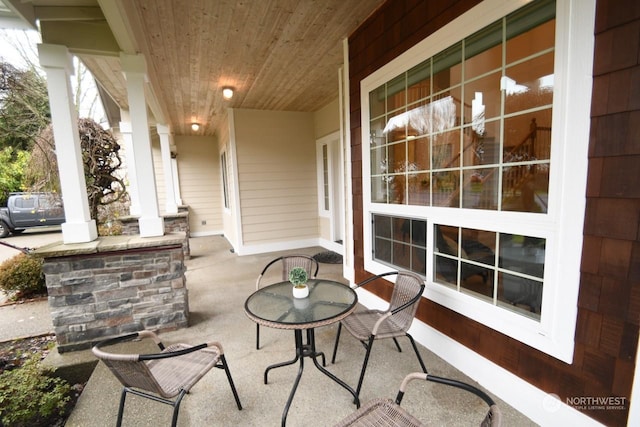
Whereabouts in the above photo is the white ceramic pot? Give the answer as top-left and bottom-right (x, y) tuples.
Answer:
(292, 284), (309, 299)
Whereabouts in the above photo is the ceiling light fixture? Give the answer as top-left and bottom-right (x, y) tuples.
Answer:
(222, 87), (234, 100)
(191, 123), (200, 131)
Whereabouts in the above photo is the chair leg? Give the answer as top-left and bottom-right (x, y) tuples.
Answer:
(219, 354), (243, 410)
(392, 337), (402, 352)
(116, 388), (128, 427)
(171, 390), (187, 427)
(256, 324), (260, 350)
(355, 336), (375, 399)
(407, 333), (428, 373)
(331, 323), (342, 364)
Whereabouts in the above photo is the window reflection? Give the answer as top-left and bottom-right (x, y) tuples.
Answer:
(369, 2), (554, 215)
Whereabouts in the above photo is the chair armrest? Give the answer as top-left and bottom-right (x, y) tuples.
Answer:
(140, 341), (220, 360)
(371, 311), (392, 335)
(93, 332), (224, 362)
(353, 271), (399, 289)
(395, 372), (427, 404)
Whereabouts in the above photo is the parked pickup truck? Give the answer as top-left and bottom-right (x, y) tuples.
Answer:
(0, 193), (65, 238)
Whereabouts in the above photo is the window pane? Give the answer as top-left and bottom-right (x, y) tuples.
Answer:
(371, 176), (388, 203)
(370, 84), (386, 118)
(504, 52), (554, 114)
(506, 17), (555, 64)
(385, 109), (408, 143)
(465, 21), (502, 79)
(407, 136), (429, 170)
(462, 228), (496, 265)
(389, 142), (407, 174)
(371, 145), (386, 175)
(322, 145), (329, 211)
(412, 246), (427, 275)
(503, 110), (552, 163)
(375, 237), (392, 263)
(407, 60), (431, 104)
(501, 165), (549, 213)
(432, 129), (460, 169)
(462, 167), (499, 210)
(498, 272), (543, 319)
(434, 225), (458, 285)
(464, 72), (502, 122)
(393, 241), (412, 270)
(373, 214), (392, 238)
(460, 261), (494, 299)
(387, 74), (406, 112)
(462, 120), (501, 166)
(407, 101), (431, 137)
(407, 172), (431, 206)
(499, 234), (545, 278)
(433, 42), (462, 91)
(433, 171), (460, 208)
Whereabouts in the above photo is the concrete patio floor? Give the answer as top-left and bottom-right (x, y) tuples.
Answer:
(47, 235), (536, 426)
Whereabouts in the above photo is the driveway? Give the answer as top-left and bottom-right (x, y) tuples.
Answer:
(0, 226), (62, 308)
(0, 226), (63, 264)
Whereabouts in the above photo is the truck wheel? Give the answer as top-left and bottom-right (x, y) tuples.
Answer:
(0, 221), (9, 238)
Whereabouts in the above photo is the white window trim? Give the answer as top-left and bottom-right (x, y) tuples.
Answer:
(220, 150), (231, 213)
(316, 132), (338, 218)
(360, 0), (595, 363)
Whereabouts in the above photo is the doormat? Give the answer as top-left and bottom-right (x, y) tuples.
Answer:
(313, 251), (343, 264)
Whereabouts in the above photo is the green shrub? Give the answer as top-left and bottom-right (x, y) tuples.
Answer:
(0, 355), (71, 426)
(0, 253), (46, 299)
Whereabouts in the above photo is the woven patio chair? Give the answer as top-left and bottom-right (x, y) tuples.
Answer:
(255, 255), (319, 349)
(331, 271), (427, 399)
(334, 372), (502, 427)
(92, 330), (242, 427)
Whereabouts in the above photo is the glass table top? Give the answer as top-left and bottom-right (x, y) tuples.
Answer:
(244, 279), (357, 329)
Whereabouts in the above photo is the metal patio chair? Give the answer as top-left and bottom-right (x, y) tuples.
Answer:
(255, 255), (319, 349)
(331, 271), (427, 399)
(334, 372), (502, 427)
(92, 330), (242, 427)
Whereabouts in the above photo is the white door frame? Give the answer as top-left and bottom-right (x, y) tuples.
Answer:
(316, 131), (344, 253)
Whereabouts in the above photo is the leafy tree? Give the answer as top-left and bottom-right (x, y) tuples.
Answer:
(25, 118), (127, 222)
(0, 61), (50, 152)
(0, 147), (29, 205)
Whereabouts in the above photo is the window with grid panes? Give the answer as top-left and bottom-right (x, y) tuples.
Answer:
(361, 0), (594, 362)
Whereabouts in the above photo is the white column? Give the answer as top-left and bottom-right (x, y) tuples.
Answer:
(118, 121), (141, 216)
(120, 53), (164, 237)
(156, 124), (178, 214)
(38, 44), (97, 244)
(172, 156), (183, 206)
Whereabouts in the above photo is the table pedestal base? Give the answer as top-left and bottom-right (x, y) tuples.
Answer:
(264, 329), (360, 426)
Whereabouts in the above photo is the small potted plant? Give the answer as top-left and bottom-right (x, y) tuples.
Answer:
(289, 267), (309, 299)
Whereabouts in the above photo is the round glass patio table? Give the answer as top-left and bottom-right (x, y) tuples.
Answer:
(245, 279), (358, 329)
(244, 279), (359, 426)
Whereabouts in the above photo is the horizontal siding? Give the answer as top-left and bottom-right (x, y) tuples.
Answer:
(234, 109), (318, 246)
(175, 135), (222, 234)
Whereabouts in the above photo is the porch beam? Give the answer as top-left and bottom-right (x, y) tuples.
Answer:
(39, 21), (120, 56)
(37, 43), (98, 244)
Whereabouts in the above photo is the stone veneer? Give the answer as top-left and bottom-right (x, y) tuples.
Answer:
(120, 210), (191, 258)
(34, 233), (189, 352)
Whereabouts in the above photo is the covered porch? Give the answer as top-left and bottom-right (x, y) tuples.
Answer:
(50, 235), (533, 426)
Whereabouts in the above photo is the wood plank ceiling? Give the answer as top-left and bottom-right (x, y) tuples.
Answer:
(33, 0), (386, 136)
